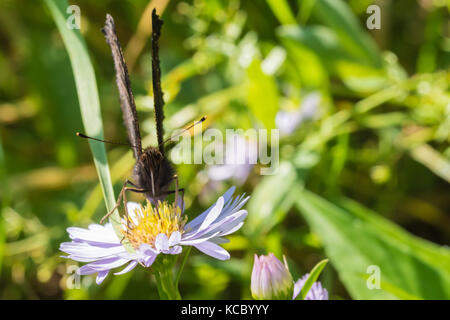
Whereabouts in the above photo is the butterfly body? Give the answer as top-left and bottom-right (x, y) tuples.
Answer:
(133, 146), (174, 204)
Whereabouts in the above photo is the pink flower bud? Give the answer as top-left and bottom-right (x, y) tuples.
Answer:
(251, 253), (294, 300)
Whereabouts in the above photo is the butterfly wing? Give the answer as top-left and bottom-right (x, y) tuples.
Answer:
(151, 9), (165, 155)
(103, 14), (142, 159)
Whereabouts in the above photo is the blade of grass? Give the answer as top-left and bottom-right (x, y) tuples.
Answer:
(312, 0), (382, 67)
(0, 131), (7, 275)
(45, 0), (127, 245)
(295, 259), (328, 300)
(409, 144), (450, 183)
(266, 0), (296, 25)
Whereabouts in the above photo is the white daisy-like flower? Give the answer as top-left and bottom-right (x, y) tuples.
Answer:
(60, 186), (249, 284)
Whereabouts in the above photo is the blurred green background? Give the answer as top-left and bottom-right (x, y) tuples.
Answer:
(0, 0), (449, 299)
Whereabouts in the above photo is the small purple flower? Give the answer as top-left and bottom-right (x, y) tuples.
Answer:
(293, 273), (329, 300)
(276, 92), (321, 136)
(251, 254), (293, 300)
(207, 134), (257, 185)
(60, 186), (249, 284)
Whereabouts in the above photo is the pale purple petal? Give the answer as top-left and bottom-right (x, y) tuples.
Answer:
(182, 210), (247, 242)
(185, 186), (236, 231)
(168, 231), (181, 247)
(155, 233), (169, 252)
(167, 245), (182, 255)
(61, 223), (139, 284)
(221, 194), (250, 218)
(183, 188), (248, 241)
(179, 231), (222, 245)
(78, 256), (132, 273)
(60, 242), (126, 259)
(213, 210), (247, 235)
(66, 223), (119, 245)
(193, 241), (230, 260)
(126, 202), (141, 225)
(209, 237), (230, 244)
(138, 243), (159, 267)
(96, 271), (109, 284)
(114, 261), (139, 275)
(220, 221), (244, 236)
(143, 255), (157, 267)
(197, 196), (224, 233)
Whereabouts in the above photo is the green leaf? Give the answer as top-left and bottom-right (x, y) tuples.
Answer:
(45, 0), (125, 244)
(246, 59), (279, 130)
(279, 36), (329, 88)
(295, 188), (450, 299)
(278, 25), (387, 93)
(244, 161), (297, 237)
(312, 0), (382, 68)
(266, 0), (297, 25)
(278, 25), (355, 68)
(298, 0), (317, 24)
(245, 148), (321, 239)
(296, 259), (328, 300)
(334, 60), (388, 93)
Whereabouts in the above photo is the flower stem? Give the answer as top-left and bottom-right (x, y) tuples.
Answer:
(153, 255), (182, 300)
(154, 272), (169, 300)
(175, 246), (191, 290)
(157, 268), (181, 300)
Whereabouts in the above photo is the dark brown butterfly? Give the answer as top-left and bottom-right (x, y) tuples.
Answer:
(78, 10), (204, 224)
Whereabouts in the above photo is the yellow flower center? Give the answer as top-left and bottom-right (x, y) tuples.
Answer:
(121, 201), (187, 250)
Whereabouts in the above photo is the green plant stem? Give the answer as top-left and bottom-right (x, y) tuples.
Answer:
(175, 246), (191, 290)
(156, 268), (181, 300)
(153, 272), (169, 300)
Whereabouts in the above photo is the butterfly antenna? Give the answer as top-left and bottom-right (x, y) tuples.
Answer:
(161, 116), (207, 145)
(76, 132), (136, 148)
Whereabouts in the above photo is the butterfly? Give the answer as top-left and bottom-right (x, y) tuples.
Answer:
(78, 10), (205, 224)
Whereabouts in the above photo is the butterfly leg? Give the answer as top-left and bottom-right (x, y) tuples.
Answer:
(100, 179), (144, 224)
(150, 170), (156, 199)
(164, 175), (185, 212)
(100, 179), (129, 224)
(119, 186), (150, 241)
(173, 175), (185, 212)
